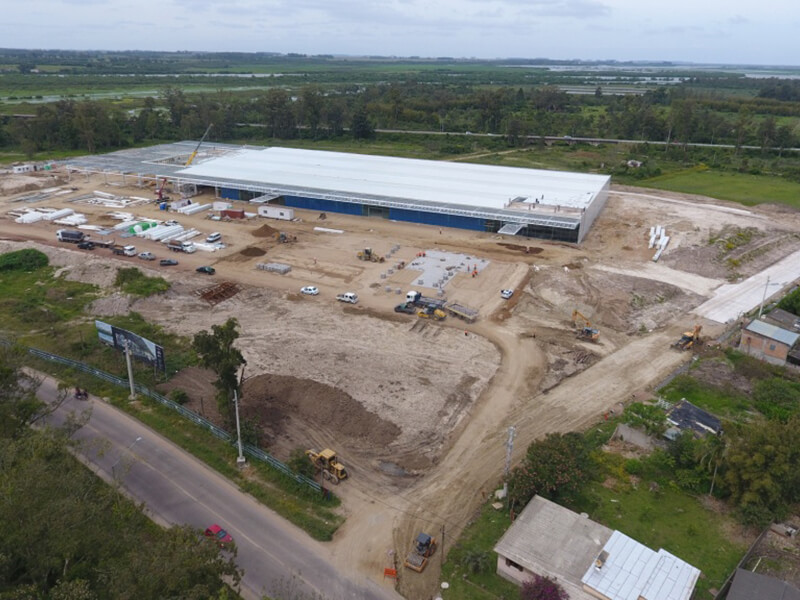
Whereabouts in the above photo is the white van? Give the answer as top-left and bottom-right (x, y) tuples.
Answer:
(206, 232), (221, 243)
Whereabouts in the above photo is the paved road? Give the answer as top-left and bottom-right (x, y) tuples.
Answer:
(694, 248), (800, 323)
(37, 375), (400, 600)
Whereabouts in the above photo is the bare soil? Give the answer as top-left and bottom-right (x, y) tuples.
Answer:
(3, 168), (800, 598)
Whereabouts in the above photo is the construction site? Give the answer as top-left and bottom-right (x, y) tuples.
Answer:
(3, 150), (800, 599)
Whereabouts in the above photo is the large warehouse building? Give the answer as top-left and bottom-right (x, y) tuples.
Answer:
(65, 141), (610, 243)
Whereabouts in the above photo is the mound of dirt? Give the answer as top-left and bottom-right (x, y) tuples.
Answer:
(240, 246), (267, 257)
(242, 373), (401, 447)
(252, 224), (277, 238)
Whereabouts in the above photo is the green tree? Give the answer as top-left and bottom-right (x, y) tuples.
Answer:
(0, 344), (67, 439)
(695, 433), (726, 496)
(507, 432), (590, 512)
(622, 402), (666, 436)
(350, 104), (374, 139)
(723, 417), (800, 526)
(192, 318), (246, 421)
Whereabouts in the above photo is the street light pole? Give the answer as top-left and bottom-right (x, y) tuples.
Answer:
(124, 339), (136, 400)
(233, 390), (246, 467)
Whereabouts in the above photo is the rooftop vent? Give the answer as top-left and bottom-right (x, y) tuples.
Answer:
(595, 550), (609, 570)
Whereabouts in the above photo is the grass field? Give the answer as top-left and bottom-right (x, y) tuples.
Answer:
(570, 480), (747, 599)
(639, 169), (800, 209)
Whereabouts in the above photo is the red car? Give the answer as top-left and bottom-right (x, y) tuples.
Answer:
(204, 524), (233, 547)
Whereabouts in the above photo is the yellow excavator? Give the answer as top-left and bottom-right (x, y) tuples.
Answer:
(305, 448), (348, 484)
(572, 310), (600, 342)
(673, 325), (702, 351)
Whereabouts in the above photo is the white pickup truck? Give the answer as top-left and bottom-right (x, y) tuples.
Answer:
(336, 292), (358, 304)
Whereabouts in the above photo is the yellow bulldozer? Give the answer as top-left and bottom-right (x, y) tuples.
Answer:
(357, 248), (384, 263)
(572, 309), (600, 342)
(672, 325), (702, 351)
(418, 307), (447, 321)
(305, 448), (348, 484)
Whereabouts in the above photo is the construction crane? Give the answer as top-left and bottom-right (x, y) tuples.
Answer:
(156, 177), (169, 202)
(185, 124), (213, 167)
(572, 309), (600, 342)
(672, 325), (702, 351)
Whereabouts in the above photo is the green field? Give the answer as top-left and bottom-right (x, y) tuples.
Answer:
(640, 169), (800, 209)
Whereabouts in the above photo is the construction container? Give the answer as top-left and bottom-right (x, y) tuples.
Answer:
(257, 205), (295, 221)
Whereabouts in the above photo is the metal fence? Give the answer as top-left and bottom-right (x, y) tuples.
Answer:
(8, 340), (321, 492)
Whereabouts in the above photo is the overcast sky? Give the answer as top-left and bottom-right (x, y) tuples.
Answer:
(3, 0), (797, 66)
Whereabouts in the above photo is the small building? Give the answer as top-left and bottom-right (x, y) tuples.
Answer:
(494, 496), (700, 600)
(739, 318), (800, 366)
(664, 399), (722, 440)
(581, 530), (700, 600)
(726, 568), (800, 600)
(494, 496), (612, 599)
(762, 307), (800, 333)
(12, 164), (35, 174)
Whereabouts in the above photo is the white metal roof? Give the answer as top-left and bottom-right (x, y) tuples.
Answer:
(179, 147), (609, 212)
(581, 531), (700, 600)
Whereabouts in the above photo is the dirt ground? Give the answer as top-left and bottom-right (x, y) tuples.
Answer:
(3, 168), (800, 598)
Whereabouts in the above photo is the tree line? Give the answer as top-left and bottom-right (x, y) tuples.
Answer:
(3, 79), (800, 159)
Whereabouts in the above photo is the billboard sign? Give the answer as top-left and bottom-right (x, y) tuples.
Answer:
(95, 320), (165, 373)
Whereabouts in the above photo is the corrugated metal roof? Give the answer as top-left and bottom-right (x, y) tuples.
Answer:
(746, 319), (800, 347)
(727, 568), (800, 600)
(179, 147), (609, 212)
(581, 531), (700, 600)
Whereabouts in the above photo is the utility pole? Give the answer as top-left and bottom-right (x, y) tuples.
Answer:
(440, 524), (445, 567)
(502, 426), (516, 498)
(124, 339), (136, 400)
(758, 275), (771, 318)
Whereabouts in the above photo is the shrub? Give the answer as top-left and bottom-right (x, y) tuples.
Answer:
(114, 267), (170, 297)
(521, 574), (569, 600)
(287, 448), (316, 479)
(169, 389), (189, 405)
(753, 378), (800, 421)
(460, 549), (492, 574)
(0, 249), (48, 271)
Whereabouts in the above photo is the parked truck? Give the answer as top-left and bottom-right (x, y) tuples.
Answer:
(445, 302), (479, 323)
(167, 240), (197, 253)
(111, 244), (137, 257)
(406, 290), (446, 310)
(336, 292), (358, 304)
(56, 229), (85, 243)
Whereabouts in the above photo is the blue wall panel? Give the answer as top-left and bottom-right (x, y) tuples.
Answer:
(220, 187), (240, 200)
(283, 195), (363, 216)
(389, 208), (484, 231)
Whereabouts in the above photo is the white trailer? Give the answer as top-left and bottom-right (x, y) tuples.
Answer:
(257, 205), (294, 221)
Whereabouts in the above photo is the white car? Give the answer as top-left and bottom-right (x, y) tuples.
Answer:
(501, 289), (514, 299)
(300, 286), (319, 296)
(138, 252), (156, 261)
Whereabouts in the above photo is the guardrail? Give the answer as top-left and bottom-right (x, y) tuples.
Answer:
(5, 339), (321, 492)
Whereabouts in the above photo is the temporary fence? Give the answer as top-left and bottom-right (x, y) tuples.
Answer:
(4, 339), (321, 492)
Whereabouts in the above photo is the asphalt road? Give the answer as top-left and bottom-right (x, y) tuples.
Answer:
(37, 375), (400, 600)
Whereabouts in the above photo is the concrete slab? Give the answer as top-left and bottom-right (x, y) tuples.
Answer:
(405, 249), (490, 291)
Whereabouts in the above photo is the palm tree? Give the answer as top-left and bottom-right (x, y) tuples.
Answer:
(696, 433), (726, 496)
